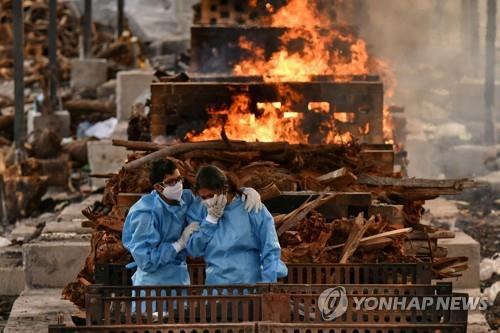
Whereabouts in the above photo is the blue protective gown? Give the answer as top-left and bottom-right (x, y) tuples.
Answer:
(122, 189), (198, 286)
(186, 196), (288, 285)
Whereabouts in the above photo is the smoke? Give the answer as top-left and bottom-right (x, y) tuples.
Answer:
(346, 0), (499, 178)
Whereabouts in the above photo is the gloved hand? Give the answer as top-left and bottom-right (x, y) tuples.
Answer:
(204, 194), (227, 222)
(242, 188), (263, 213)
(173, 223), (199, 252)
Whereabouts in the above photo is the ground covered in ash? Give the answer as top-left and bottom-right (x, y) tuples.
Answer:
(455, 209), (500, 330)
(431, 190), (500, 330)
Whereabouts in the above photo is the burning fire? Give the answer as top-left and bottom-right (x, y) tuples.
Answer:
(234, 0), (371, 82)
(187, 0), (397, 144)
(186, 91), (359, 145)
(186, 94), (308, 144)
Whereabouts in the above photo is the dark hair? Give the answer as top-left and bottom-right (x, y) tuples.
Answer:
(194, 165), (228, 193)
(149, 159), (177, 185)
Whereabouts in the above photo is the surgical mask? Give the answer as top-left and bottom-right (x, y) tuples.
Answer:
(162, 181), (183, 202)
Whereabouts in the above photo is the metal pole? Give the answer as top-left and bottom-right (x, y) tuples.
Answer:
(13, 0), (25, 156)
(83, 0), (92, 58)
(48, 0), (58, 113)
(484, 0), (497, 146)
(117, 0), (124, 38)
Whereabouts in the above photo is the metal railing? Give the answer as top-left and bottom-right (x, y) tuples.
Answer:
(49, 323), (467, 333)
(84, 284), (466, 326)
(95, 262), (433, 286)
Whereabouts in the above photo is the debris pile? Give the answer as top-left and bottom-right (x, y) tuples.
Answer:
(63, 139), (474, 307)
(278, 207), (409, 264)
(0, 127), (86, 222)
(0, 0), (78, 84)
(0, 0), (142, 87)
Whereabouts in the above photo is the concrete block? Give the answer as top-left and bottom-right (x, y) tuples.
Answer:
(27, 110), (71, 138)
(56, 194), (102, 223)
(0, 247), (24, 296)
(438, 232), (480, 289)
(0, 247), (22, 267)
(0, 267), (25, 296)
(440, 144), (495, 178)
(70, 58), (108, 90)
(42, 221), (91, 235)
(4, 288), (79, 333)
(116, 70), (154, 122)
(87, 140), (128, 189)
(23, 241), (90, 288)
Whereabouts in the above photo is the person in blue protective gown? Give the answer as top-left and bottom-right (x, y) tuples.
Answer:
(186, 165), (288, 285)
(122, 159), (198, 287)
(122, 159), (265, 287)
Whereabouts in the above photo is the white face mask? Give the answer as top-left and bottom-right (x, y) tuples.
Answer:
(162, 181), (183, 202)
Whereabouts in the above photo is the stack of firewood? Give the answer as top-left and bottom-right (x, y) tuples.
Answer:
(0, 127), (94, 222)
(62, 139), (474, 308)
(0, 0), (143, 87)
(0, 0), (79, 83)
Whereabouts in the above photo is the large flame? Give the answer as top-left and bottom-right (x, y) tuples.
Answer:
(186, 93), (307, 143)
(187, 0), (397, 144)
(234, 0), (371, 82)
(186, 92), (355, 145)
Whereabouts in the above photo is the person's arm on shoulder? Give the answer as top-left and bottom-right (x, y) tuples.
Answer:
(122, 211), (178, 273)
(241, 187), (263, 213)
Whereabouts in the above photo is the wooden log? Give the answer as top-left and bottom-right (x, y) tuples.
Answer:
(112, 139), (163, 151)
(358, 174), (478, 190)
(405, 244), (448, 257)
(259, 183), (282, 202)
(408, 230), (455, 240)
(183, 150), (261, 162)
(317, 167), (357, 187)
(64, 99), (115, 115)
(339, 214), (374, 263)
(326, 227), (413, 251)
(0, 114), (14, 130)
(433, 256), (469, 278)
(30, 128), (61, 159)
(358, 237), (392, 251)
(276, 193), (338, 237)
(122, 140), (289, 171)
(62, 139), (91, 165)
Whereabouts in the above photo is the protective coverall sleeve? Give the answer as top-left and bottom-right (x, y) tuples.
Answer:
(122, 211), (178, 273)
(255, 208), (288, 283)
(185, 220), (218, 257)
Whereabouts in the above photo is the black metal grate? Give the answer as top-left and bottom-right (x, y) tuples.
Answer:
(49, 323), (466, 333)
(85, 284), (466, 327)
(94, 263), (432, 287)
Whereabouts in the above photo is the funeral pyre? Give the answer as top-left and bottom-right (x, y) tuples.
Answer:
(63, 140), (474, 307)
